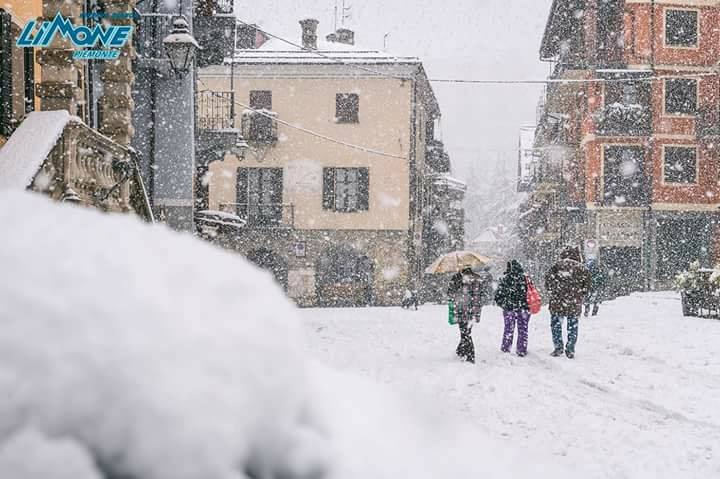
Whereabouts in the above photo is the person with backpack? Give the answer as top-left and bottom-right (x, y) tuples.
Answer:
(584, 258), (607, 317)
(447, 266), (493, 363)
(494, 260), (534, 357)
(545, 246), (591, 359)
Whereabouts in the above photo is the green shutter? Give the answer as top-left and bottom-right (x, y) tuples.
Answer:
(0, 9), (13, 136)
(322, 168), (335, 210)
(23, 48), (34, 113)
(236, 167), (249, 217)
(358, 168), (369, 211)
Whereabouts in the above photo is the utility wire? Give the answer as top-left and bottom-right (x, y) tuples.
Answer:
(234, 19), (719, 85)
(197, 79), (408, 160)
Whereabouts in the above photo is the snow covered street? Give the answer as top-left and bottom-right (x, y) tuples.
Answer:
(301, 293), (720, 478)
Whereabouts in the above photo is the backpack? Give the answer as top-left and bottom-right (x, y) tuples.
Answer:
(526, 276), (542, 315)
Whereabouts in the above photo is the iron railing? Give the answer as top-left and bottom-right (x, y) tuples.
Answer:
(219, 203), (294, 228)
(134, 13), (173, 59)
(197, 91), (235, 130)
(195, 0), (233, 15)
(241, 110), (278, 143)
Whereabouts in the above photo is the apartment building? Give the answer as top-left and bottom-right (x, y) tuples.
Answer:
(197, 19), (463, 307)
(523, 0), (720, 294)
(0, 0), (41, 146)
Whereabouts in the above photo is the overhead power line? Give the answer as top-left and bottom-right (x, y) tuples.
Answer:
(234, 19), (719, 85)
(197, 79), (407, 160)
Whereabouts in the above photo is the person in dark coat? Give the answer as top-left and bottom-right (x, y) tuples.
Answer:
(544, 246), (591, 359)
(584, 259), (607, 317)
(447, 266), (493, 363)
(494, 260), (531, 356)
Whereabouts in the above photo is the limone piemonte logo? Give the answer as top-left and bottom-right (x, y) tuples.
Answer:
(16, 13), (133, 60)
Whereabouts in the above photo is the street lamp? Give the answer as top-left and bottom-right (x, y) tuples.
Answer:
(162, 16), (200, 78)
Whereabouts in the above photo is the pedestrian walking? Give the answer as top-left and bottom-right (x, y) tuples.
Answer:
(584, 259), (607, 317)
(447, 266), (493, 363)
(494, 260), (531, 357)
(545, 246), (591, 359)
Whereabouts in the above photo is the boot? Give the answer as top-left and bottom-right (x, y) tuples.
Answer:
(551, 349), (564, 357)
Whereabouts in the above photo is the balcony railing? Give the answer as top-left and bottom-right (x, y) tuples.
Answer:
(426, 140), (450, 173)
(134, 13), (173, 59)
(241, 110), (278, 144)
(195, 0), (233, 16)
(197, 91), (234, 130)
(219, 203), (294, 228)
(697, 106), (720, 138)
(596, 103), (652, 137)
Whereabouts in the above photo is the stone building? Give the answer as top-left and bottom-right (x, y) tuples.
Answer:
(196, 19), (455, 306)
(0, 0), (151, 219)
(523, 0), (720, 294)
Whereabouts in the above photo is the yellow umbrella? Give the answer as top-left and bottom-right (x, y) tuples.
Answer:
(425, 251), (492, 274)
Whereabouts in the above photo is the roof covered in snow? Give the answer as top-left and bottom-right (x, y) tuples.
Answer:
(232, 36), (422, 66)
(0, 111), (75, 190)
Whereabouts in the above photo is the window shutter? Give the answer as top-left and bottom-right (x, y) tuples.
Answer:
(322, 168), (335, 210)
(0, 10), (13, 136)
(236, 167), (249, 217)
(358, 168), (369, 211)
(23, 48), (34, 114)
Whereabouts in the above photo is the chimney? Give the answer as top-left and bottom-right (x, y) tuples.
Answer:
(299, 18), (319, 50)
(335, 28), (355, 46)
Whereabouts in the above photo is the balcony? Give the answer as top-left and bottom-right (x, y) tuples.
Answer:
(596, 103), (652, 137)
(426, 140), (450, 173)
(197, 91), (234, 131)
(697, 106), (720, 138)
(134, 13), (173, 59)
(219, 203), (294, 229)
(195, 0), (233, 16)
(241, 110), (278, 144)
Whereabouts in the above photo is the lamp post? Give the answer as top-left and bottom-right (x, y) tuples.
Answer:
(163, 17), (200, 78)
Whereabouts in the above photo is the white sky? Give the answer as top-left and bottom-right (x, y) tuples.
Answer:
(237, 0), (554, 181)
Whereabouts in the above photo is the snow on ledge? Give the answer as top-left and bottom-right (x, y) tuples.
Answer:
(0, 110), (76, 190)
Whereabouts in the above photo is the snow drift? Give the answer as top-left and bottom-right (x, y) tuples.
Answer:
(0, 191), (533, 479)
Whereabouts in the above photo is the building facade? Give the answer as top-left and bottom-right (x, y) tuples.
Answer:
(0, 0), (41, 146)
(0, 0), (151, 219)
(523, 0), (720, 294)
(197, 19), (460, 306)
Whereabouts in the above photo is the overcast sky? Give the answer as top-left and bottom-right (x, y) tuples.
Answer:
(237, 0), (554, 181)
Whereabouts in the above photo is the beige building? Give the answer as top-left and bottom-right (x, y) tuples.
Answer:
(197, 19), (442, 307)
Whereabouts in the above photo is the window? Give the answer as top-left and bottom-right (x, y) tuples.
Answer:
(665, 9), (698, 47)
(236, 167), (284, 226)
(603, 146), (647, 207)
(249, 90), (272, 110)
(336, 93), (359, 123)
(664, 146), (697, 184)
(322, 167), (369, 212)
(664, 79), (697, 115)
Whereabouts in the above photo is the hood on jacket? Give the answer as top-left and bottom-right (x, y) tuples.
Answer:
(505, 260), (525, 277)
(560, 246), (582, 262)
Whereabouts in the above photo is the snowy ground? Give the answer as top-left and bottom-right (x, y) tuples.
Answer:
(301, 293), (720, 479)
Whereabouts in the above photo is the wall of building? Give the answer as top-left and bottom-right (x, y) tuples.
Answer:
(202, 75), (414, 232)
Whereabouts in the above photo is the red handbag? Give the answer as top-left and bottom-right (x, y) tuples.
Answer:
(526, 276), (542, 315)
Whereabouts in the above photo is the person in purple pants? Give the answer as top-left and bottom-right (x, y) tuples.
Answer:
(494, 260), (531, 357)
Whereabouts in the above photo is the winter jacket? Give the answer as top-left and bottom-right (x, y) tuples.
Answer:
(448, 270), (493, 323)
(545, 248), (591, 317)
(495, 260), (529, 312)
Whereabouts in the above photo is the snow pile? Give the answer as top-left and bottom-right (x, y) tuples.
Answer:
(0, 430), (102, 479)
(0, 110), (73, 190)
(0, 191), (526, 479)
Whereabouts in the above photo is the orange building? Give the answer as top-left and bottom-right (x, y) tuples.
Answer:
(0, 0), (42, 146)
(523, 0), (720, 293)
